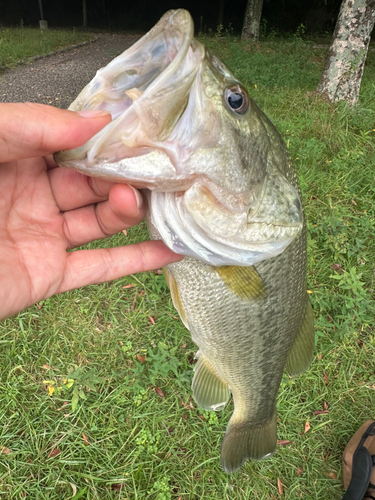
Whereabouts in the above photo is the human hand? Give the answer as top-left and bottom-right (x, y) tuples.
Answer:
(0, 103), (182, 321)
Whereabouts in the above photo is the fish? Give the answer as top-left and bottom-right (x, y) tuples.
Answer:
(55, 9), (314, 473)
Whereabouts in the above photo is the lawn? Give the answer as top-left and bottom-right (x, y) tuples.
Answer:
(0, 27), (93, 69)
(0, 32), (374, 499)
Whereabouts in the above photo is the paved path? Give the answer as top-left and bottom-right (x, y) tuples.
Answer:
(0, 34), (142, 109)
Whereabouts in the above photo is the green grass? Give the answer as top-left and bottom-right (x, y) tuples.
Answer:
(0, 28), (94, 70)
(1, 36), (375, 499)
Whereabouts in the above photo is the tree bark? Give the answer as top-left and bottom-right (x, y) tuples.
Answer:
(218, 0), (225, 27)
(241, 0), (264, 41)
(38, 0), (44, 20)
(83, 0), (88, 29)
(316, 0), (375, 104)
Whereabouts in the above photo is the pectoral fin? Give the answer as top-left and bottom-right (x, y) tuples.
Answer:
(192, 353), (231, 411)
(285, 296), (315, 376)
(163, 268), (188, 329)
(215, 265), (267, 300)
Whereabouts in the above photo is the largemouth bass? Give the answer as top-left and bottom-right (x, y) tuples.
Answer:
(55, 9), (314, 473)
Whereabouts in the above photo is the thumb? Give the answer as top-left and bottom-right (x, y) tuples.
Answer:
(0, 102), (111, 163)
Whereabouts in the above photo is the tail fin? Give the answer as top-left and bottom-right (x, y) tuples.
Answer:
(220, 411), (277, 473)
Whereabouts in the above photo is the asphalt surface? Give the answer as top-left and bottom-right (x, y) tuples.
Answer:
(0, 34), (142, 109)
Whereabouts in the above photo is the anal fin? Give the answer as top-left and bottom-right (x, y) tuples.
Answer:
(285, 295), (315, 376)
(192, 353), (231, 411)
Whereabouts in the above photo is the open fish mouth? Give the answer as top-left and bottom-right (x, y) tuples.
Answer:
(55, 9), (303, 267)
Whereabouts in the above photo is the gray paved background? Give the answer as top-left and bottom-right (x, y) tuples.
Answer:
(0, 34), (142, 109)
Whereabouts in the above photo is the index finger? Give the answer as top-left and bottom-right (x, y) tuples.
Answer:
(0, 103), (111, 163)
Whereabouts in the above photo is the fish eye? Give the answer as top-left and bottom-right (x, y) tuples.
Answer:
(224, 85), (249, 115)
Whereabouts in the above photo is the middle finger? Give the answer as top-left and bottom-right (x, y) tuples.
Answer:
(49, 166), (114, 211)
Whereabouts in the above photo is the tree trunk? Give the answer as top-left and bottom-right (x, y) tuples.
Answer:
(316, 0), (375, 105)
(83, 0), (88, 29)
(218, 0), (225, 27)
(241, 0), (264, 41)
(38, 0), (44, 20)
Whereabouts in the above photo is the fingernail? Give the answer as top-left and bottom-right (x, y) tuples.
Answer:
(78, 110), (112, 118)
(129, 185), (144, 211)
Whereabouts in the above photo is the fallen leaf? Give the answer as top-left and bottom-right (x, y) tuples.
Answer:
(1, 447), (11, 455)
(325, 449), (332, 460)
(130, 292), (138, 311)
(331, 263), (343, 274)
(48, 448), (61, 458)
(42, 364), (51, 370)
(351, 199), (357, 206)
(277, 478), (284, 495)
(122, 284), (135, 289)
(82, 433), (89, 446)
(325, 471), (338, 480)
(21, 492), (26, 498)
(296, 466), (303, 476)
(181, 414), (188, 420)
(154, 387), (165, 398)
(313, 410), (329, 415)
(277, 440), (291, 446)
(187, 355), (197, 365)
(181, 401), (194, 410)
(318, 353), (323, 360)
(148, 315), (155, 325)
(181, 344), (186, 348)
(57, 402), (68, 411)
(67, 483), (77, 497)
(111, 483), (123, 491)
(324, 400), (328, 410)
(304, 421), (311, 433)
(323, 370), (329, 386)
(137, 354), (146, 363)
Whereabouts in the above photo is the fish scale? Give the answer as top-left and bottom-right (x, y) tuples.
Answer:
(162, 222), (310, 472)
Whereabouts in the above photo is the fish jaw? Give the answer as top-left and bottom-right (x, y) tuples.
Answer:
(55, 9), (204, 184)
